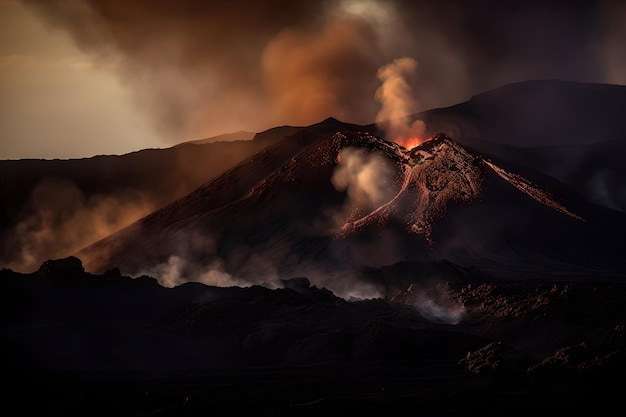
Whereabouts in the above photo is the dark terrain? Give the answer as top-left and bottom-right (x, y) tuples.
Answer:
(3, 257), (625, 415)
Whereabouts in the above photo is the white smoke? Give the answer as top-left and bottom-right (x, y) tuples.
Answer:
(404, 281), (466, 325)
(413, 292), (466, 325)
(331, 147), (397, 215)
(601, 2), (626, 86)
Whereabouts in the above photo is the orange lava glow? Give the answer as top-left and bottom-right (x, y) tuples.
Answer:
(396, 136), (426, 150)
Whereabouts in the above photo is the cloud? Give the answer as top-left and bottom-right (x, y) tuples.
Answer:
(21, 0), (626, 148)
(22, 0), (392, 142)
(262, 16), (382, 126)
(19, 0), (469, 143)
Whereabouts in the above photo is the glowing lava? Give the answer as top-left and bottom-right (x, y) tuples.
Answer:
(395, 136), (428, 150)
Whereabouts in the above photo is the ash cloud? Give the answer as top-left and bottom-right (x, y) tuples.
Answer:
(262, 16), (382, 126)
(1, 178), (155, 273)
(15, 0), (463, 143)
(22, 0), (624, 146)
(22, 0), (390, 142)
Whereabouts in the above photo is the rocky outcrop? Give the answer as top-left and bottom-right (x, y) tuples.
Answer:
(37, 256), (85, 279)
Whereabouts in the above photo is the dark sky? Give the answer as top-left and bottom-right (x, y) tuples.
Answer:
(3, 0), (625, 158)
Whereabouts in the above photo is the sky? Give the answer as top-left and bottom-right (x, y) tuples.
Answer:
(1, 0), (625, 159)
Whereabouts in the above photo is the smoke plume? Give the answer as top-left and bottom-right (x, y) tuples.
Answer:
(331, 147), (397, 220)
(375, 57), (427, 149)
(262, 16), (382, 125)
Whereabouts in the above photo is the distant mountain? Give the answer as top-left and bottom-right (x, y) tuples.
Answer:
(403, 79), (626, 148)
(78, 118), (626, 294)
(174, 130), (255, 146)
(391, 80), (626, 212)
(491, 138), (626, 213)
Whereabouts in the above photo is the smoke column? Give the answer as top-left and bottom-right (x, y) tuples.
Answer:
(375, 57), (428, 149)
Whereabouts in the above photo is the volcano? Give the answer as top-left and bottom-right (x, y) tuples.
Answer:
(78, 117), (626, 294)
(4, 82), (626, 416)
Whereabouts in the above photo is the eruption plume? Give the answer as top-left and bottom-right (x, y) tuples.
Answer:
(375, 57), (427, 149)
